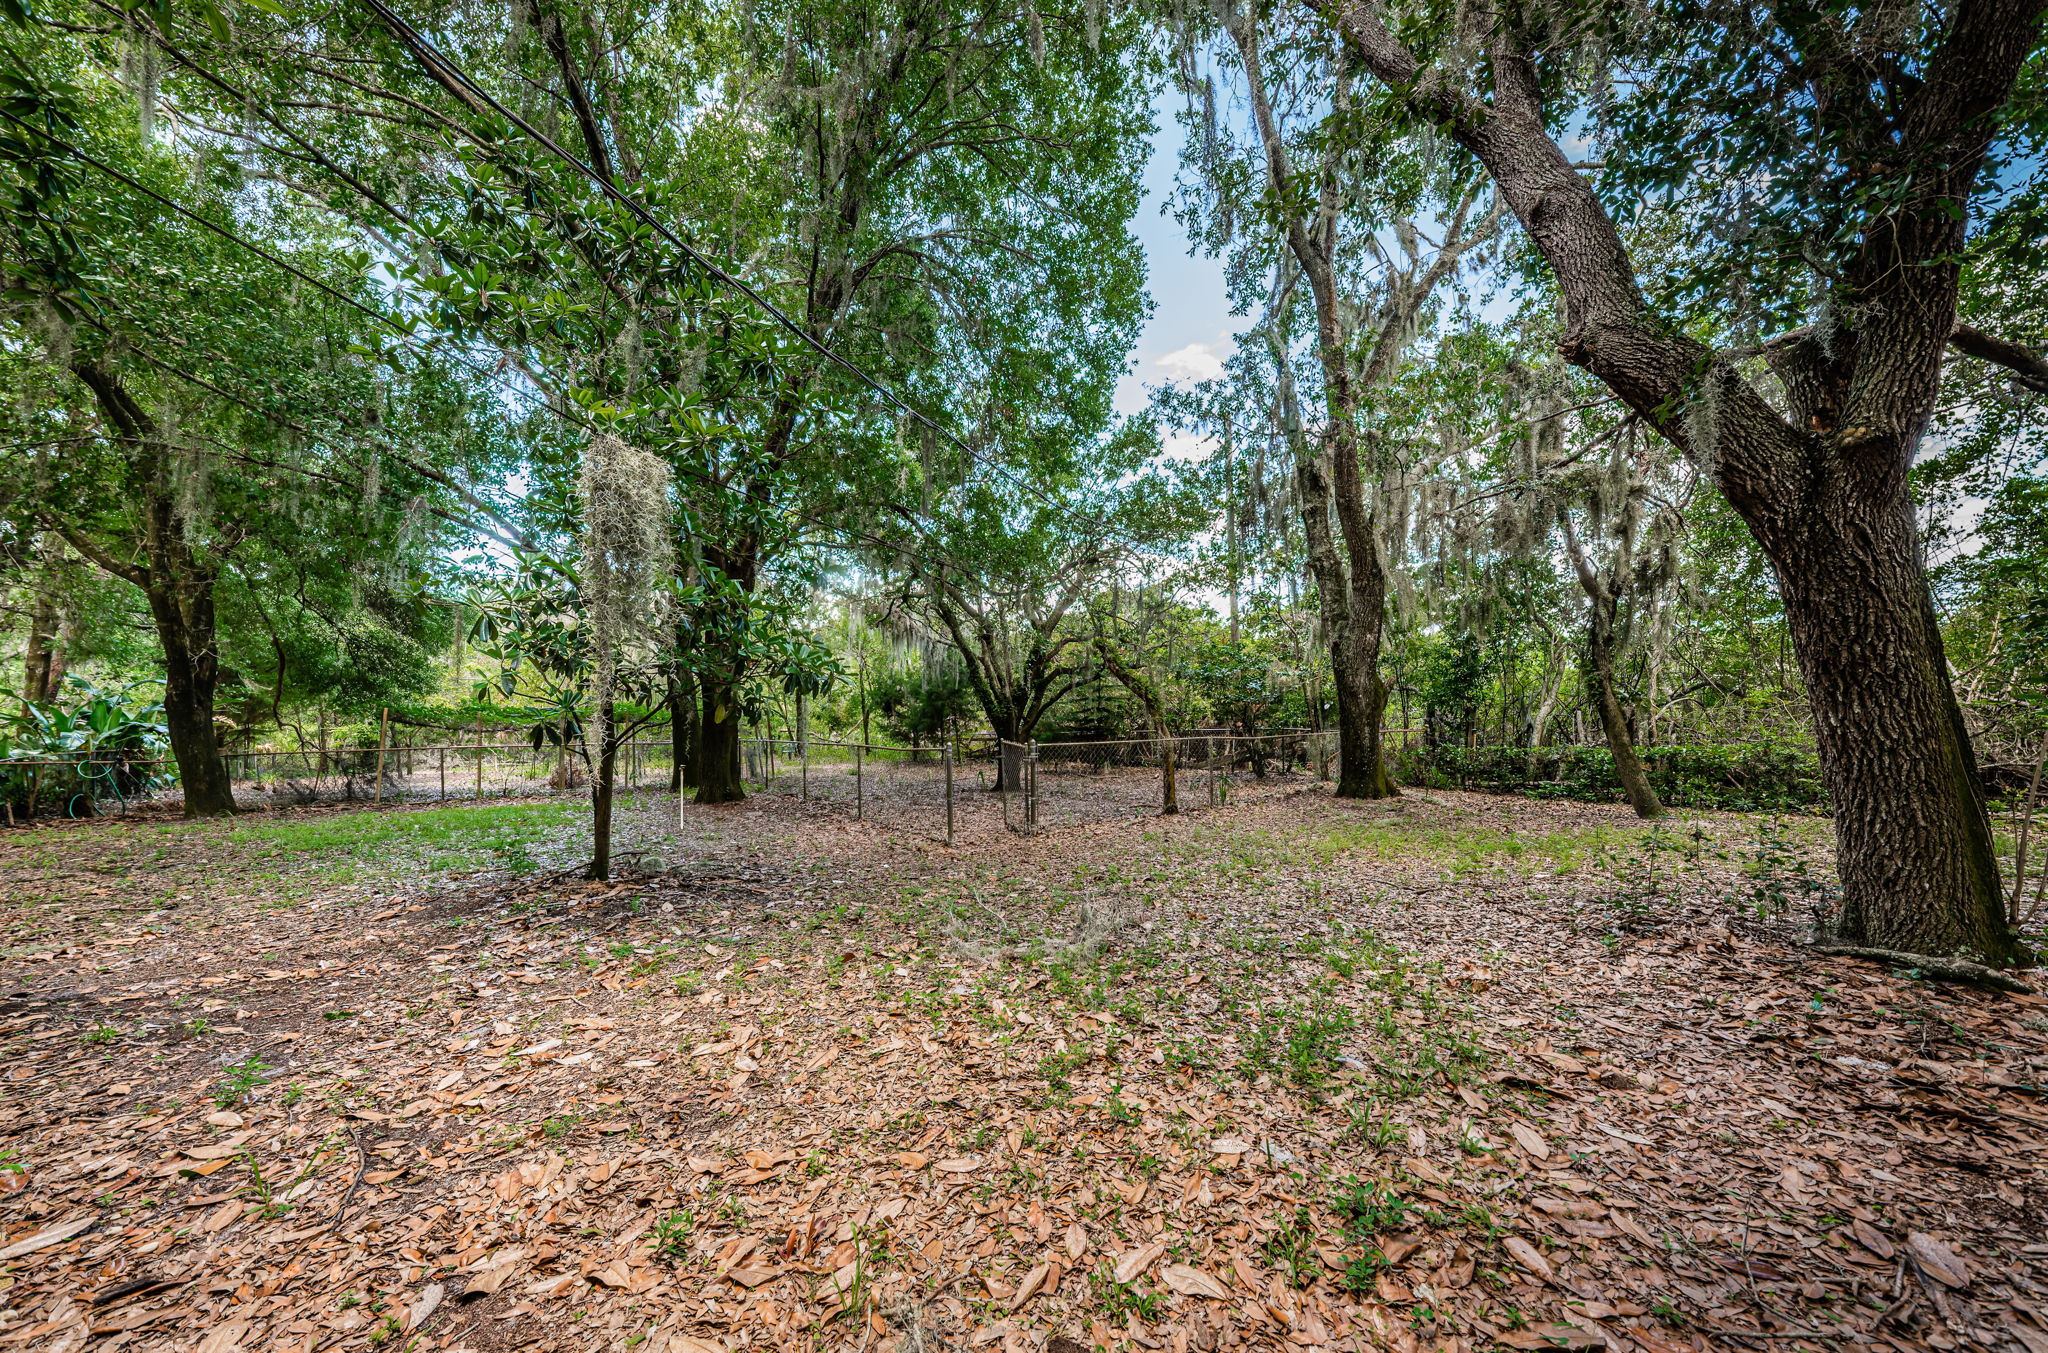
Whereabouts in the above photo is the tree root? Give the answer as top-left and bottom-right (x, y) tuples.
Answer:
(1807, 941), (2035, 994)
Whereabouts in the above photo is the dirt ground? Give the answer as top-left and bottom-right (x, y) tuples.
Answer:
(2, 784), (2044, 1353)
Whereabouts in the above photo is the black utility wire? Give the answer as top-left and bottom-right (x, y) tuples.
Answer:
(121, 0), (1139, 548)
(357, 0), (982, 468)
(0, 106), (407, 341)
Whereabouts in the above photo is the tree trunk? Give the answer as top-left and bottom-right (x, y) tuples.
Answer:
(1523, 658), (1563, 780)
(1560, 512), (1662, 819)
(667, 674), (698, 791)
(990, 713), (1023, 792)
(60, 363), (235, 817)
(1092, 633), (1178, 815)
(22, 533), (70, 706)
(23, 591), (60, 706)
(587, 700), (616, 880)
(150, 586), (235, 818)
(1761, 472), (2012, 960)
(695, 676), (745, 804)
(1586, 599), (1663, 819)
(1290, 418), (1394, 800)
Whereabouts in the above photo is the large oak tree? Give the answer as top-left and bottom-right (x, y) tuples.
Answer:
(1319, 0), (2048, 963)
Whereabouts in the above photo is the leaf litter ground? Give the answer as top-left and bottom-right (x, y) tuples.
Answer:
(2, 785), (2044, 1353)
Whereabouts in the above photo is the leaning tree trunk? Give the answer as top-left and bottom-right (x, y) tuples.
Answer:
(587, 701), (617, 880)
(1523, 660), (1564, 781)
(694, 676), (745, 804)
(1757, 456), (2014, 962)
(148, 585), (235, 818)
(1585, 598), (1663, 819)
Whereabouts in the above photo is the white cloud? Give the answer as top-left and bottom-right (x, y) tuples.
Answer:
(1158, 430), (1213, 463)
(1153, 341), (1227, 382)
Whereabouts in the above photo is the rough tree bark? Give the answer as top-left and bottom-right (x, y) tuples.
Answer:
(1321, 0), (2045, 962)
(1268, 281), (1393, 798)
(694, 674), (745, 804)
(22, 591), (62, 706)
(57, 363), (236, 817)
(667, 671), (698, 792)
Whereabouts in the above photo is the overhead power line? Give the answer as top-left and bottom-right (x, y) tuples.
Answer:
(40, 1), (1155, 570)
(356, 0), (987, 470)
(355, 0), (1161, 558)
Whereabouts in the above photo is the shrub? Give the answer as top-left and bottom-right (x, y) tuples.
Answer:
(1399, 741), (1826, 812)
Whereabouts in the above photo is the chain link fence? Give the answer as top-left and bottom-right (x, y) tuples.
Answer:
(733, 738), (959, 843)
(221, 738), (682, 809)
(8, 722), (1336, 841)
(1007, 730), (1333, 832)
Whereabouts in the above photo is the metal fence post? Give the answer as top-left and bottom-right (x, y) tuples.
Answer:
(474, 721), (485, 800)
(439, 745), (446, 800)
(1026, 740), (1039, 827)
(944, 746), (955, 845)
(855, 743), (864, 821)
(374, 707), (389, 804)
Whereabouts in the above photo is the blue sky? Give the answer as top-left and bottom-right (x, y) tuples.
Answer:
(1112, 96), (1237, 424)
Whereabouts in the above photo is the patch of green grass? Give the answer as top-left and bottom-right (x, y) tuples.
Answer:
(1262, 1206), (1321, 1288)
(1339, 1248), (1386, 1294)
(651, 1208), (697, 1260)
(1242, 1000), (1356, 1090)
(219, 802), (582, 880)
(1309, 817), (1636, 876)
(1035, 1048), (1089, 1098)
(1088, 1267), (1166, 1321)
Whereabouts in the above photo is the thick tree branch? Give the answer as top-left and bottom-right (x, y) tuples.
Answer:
(1950, 323), (2048, 395)
(537, 8), (617, 184)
